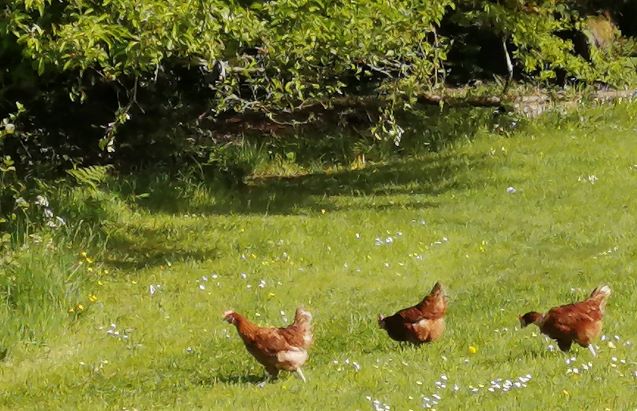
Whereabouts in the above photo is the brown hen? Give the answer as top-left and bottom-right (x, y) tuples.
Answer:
(224, 307), (312, 382)
(378, 282), (447, 345)
(519, 285), (611, 355)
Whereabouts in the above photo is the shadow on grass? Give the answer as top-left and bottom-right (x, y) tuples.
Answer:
(115, 153), (484, 217)
(197, 373), (267, 386)
(104, 225), (222, 270)
(102, 106), (505, 268)
(102, 152), (487, 270)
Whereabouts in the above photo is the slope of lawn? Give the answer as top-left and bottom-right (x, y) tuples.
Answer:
(2, 103), (637, 410)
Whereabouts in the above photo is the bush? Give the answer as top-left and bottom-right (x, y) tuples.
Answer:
(1, 0), (636, 229)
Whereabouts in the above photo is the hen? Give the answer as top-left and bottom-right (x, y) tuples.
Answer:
(378, 282), (447, 345)
(223, 307), (313, 382)
(519, 285), (611, 355)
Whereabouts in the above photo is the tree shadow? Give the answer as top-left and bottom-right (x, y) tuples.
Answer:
(118, 152), (485, 217)
(196, 372), (267, 386)
(104, 225), (221, 270)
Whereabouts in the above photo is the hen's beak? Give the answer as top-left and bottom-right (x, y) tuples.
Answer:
(518, 316), (527, 328)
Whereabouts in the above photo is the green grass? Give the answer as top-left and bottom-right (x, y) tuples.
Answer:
(2, 103), (637, 410)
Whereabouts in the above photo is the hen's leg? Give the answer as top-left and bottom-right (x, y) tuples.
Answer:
(557, 339), (572, 352)
(295, 368), (307, 383)
(257, 374), (272, 388)
(257, 367), (278, 387)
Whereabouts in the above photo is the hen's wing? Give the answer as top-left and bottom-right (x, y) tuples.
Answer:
(542, 300), (604, 343)
(398, 286), (447, 323)
(241, 327), (297, 356)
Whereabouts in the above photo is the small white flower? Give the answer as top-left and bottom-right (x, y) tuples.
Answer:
(240, 272), (247, 279)
(43, 208), (54, 218)
(506, 186), (517, 193)
(35, 195), (49, 207)
(199, 284), (206, 290)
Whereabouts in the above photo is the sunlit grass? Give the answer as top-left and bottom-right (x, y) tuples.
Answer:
(2, 103), (637, 409)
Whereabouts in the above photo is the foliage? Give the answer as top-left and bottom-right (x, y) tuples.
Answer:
(1, 0), (637, 234)
(1, 1), (635, 159)
(66, 165), (113, 191)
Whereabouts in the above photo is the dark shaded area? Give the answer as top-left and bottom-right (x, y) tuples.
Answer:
(196, 373), (268, 386)
(112, 150), (480, 217)
(105, 231), (221, 271)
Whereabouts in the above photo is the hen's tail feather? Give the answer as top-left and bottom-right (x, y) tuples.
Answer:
(588, 284), (611, 311)
(292, 307), (313, 348)
(417, 281), (447, 317)
(589, 285), (611, 298)
(430, 282), (445, 296)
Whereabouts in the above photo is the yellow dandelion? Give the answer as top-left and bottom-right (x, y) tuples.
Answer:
(88, 294), (97, 303)
(131, 280), (137, 285)
(250, 253), (257, 259)
(87, 267), (93, 273)
(86, 257), (94, 264)
(468, 345), (478, 354)
(68, 307), (75, 313)
(103, 270), (109, 275)
(80, 251), (87, 258)
(321, 209), (326, 214)
(562, 389), (570, 397)
(97, 280), (104, 286)
(77, 304), (84, 311)
(267, 292), (276, 299)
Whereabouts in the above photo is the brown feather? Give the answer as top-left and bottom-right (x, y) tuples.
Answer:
(225, 308), (312, 377)
(379, 282), (447, 344)
(520, 285), (610, 351)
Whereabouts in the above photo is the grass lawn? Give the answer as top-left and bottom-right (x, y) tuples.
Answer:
(1, 103), (637, 410)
